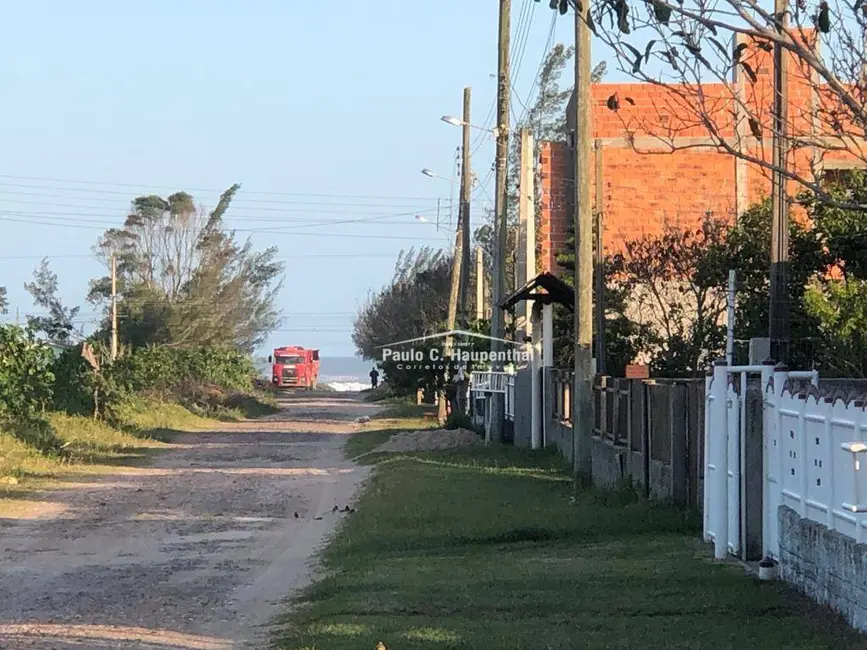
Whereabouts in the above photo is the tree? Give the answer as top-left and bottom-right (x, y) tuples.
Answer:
(798, 170), (867, 374)
(556, 223), (649, 373)
(720, 200), (827, 367)
(0, 325), (55, 422)
(88, 185), (284, 352)
(537, 0), (867, 208)
(0, 286), (7, 315)
(803, 278), (867, 376)
(25, 258), (81, 345)
(353, 247), (452, 395)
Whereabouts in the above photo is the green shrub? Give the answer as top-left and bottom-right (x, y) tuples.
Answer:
(50, 342), (258, 418)
(0, 325), (55, 421)
(443, 410), (481, 434)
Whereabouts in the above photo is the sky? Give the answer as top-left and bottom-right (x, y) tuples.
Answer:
(0, 1), (614, 358)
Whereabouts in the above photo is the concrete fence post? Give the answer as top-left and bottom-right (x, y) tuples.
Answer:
(711, 359), (730, 560)
(742, 376), (765, 561)
(704, 371), (713, 541)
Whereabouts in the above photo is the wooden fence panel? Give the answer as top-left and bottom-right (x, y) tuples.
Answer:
(648, 383), (672, 463)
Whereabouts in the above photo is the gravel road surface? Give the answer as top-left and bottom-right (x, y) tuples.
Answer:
(0, 392), (377, 649)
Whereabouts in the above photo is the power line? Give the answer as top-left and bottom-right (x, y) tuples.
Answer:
(509, 0), (537, 122)
(0, 209), (454, 237)
(0, 185), (459, 210)
(0, 174), (459, 202)
(516, 10), (559, 126)
(0, 252), (407, 261)
(470, 1), (533, 154)
(0, 215), (449, 241)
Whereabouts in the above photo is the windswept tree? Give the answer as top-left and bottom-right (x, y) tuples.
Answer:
(353, 247), (452, 394)
(25, 258), (81, 345)
(88, 184), (284, 352)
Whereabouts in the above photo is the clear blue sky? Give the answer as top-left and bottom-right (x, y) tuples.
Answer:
(0, 1), (611, 358)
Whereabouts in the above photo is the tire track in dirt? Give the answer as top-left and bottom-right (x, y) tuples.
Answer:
(0, 392), (378, 649)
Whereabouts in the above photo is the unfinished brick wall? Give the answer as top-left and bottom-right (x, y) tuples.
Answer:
(538, 140), (571, 274)
(537, 29), (863, 278)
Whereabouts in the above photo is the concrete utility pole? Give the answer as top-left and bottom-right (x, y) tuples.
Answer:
(517, 126), (535, 338)
(488, 0), (511, 444)
(111, 254), (118, 362)
(476, 247), (485, 321)
(459, 86), (472, 324)
(572, 1), (594, 480)
(594, 140), (605, 377)
(769, 0), (790, 364)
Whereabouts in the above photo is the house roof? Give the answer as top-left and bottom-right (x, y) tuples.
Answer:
(498, 272), (574, 311)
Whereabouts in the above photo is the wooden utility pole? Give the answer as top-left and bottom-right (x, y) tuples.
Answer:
(441, 206), (463, 424)
(476, 247), (485, 321)
(459, 86), (472, 325)
(769, 0), (789, 364)
(111, 254), (118, 361)
(594, 140), (605, 376)
(572, 2), (594, 480)
(488, 0), (511, 444)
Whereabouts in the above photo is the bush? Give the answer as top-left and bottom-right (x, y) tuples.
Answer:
(0, 325), (55, 421)
(51, 343), (258, 418)
(443, 410), (481, 434)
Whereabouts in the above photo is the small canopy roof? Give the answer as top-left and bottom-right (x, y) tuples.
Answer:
(497, 272), (574, 311)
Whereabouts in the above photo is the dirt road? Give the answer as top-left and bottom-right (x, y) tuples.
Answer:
(0, 392), (378, 649)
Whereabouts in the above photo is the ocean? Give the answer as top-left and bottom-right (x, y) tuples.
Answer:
(254, 354), (372, 392)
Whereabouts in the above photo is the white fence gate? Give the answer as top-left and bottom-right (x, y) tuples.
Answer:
(704, 361), (819, 560)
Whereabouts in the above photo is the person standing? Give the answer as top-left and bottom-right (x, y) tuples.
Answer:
(369, 367), (379, 389)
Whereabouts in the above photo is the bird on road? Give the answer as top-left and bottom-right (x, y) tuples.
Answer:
(294, 511), (299, 519)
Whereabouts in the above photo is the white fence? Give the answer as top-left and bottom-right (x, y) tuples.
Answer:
(470, 371), (510, 393)
(704, 362), (867, 561)
(505, 374), (515, 421)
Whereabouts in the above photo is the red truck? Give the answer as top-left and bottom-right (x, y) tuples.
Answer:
(269, 346), (320, 390)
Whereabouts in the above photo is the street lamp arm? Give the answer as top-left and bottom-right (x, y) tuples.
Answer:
(440, 115), (498, 136)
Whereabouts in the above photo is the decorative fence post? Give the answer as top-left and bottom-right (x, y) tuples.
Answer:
(760, 360), (775, 560)
(711, 359), (729, 560)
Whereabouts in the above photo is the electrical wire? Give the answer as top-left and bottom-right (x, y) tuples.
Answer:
(509, 0), (538, 122)
(0, 174), (459, 203)
(516, 10), (559, 126)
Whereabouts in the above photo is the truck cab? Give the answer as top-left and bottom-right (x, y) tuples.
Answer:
(269, 346), (320, 390)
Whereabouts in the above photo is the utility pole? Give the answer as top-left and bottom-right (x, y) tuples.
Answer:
(111, 254), (118, 361)
(517, 126), (535, 337)
(727, 270), (737, 366)
(769, 0), (789, 364)
(572, 1), (594, 480)
(441, 161), (465, 424)
(594, 140), (605, 376)
(488, 0), (511, 444)
(476, 247), (485, 321)
(459, 86), (472, 325)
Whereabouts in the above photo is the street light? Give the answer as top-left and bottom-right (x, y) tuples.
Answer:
(441, 115), (499, 137)
(420, 168), (452, 181)
(421, 165), (458, 229)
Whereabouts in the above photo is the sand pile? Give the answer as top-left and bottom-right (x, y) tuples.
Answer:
(373, 428), (483, 453)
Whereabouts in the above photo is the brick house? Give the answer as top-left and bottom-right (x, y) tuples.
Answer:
(537, 30), (860, 274)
